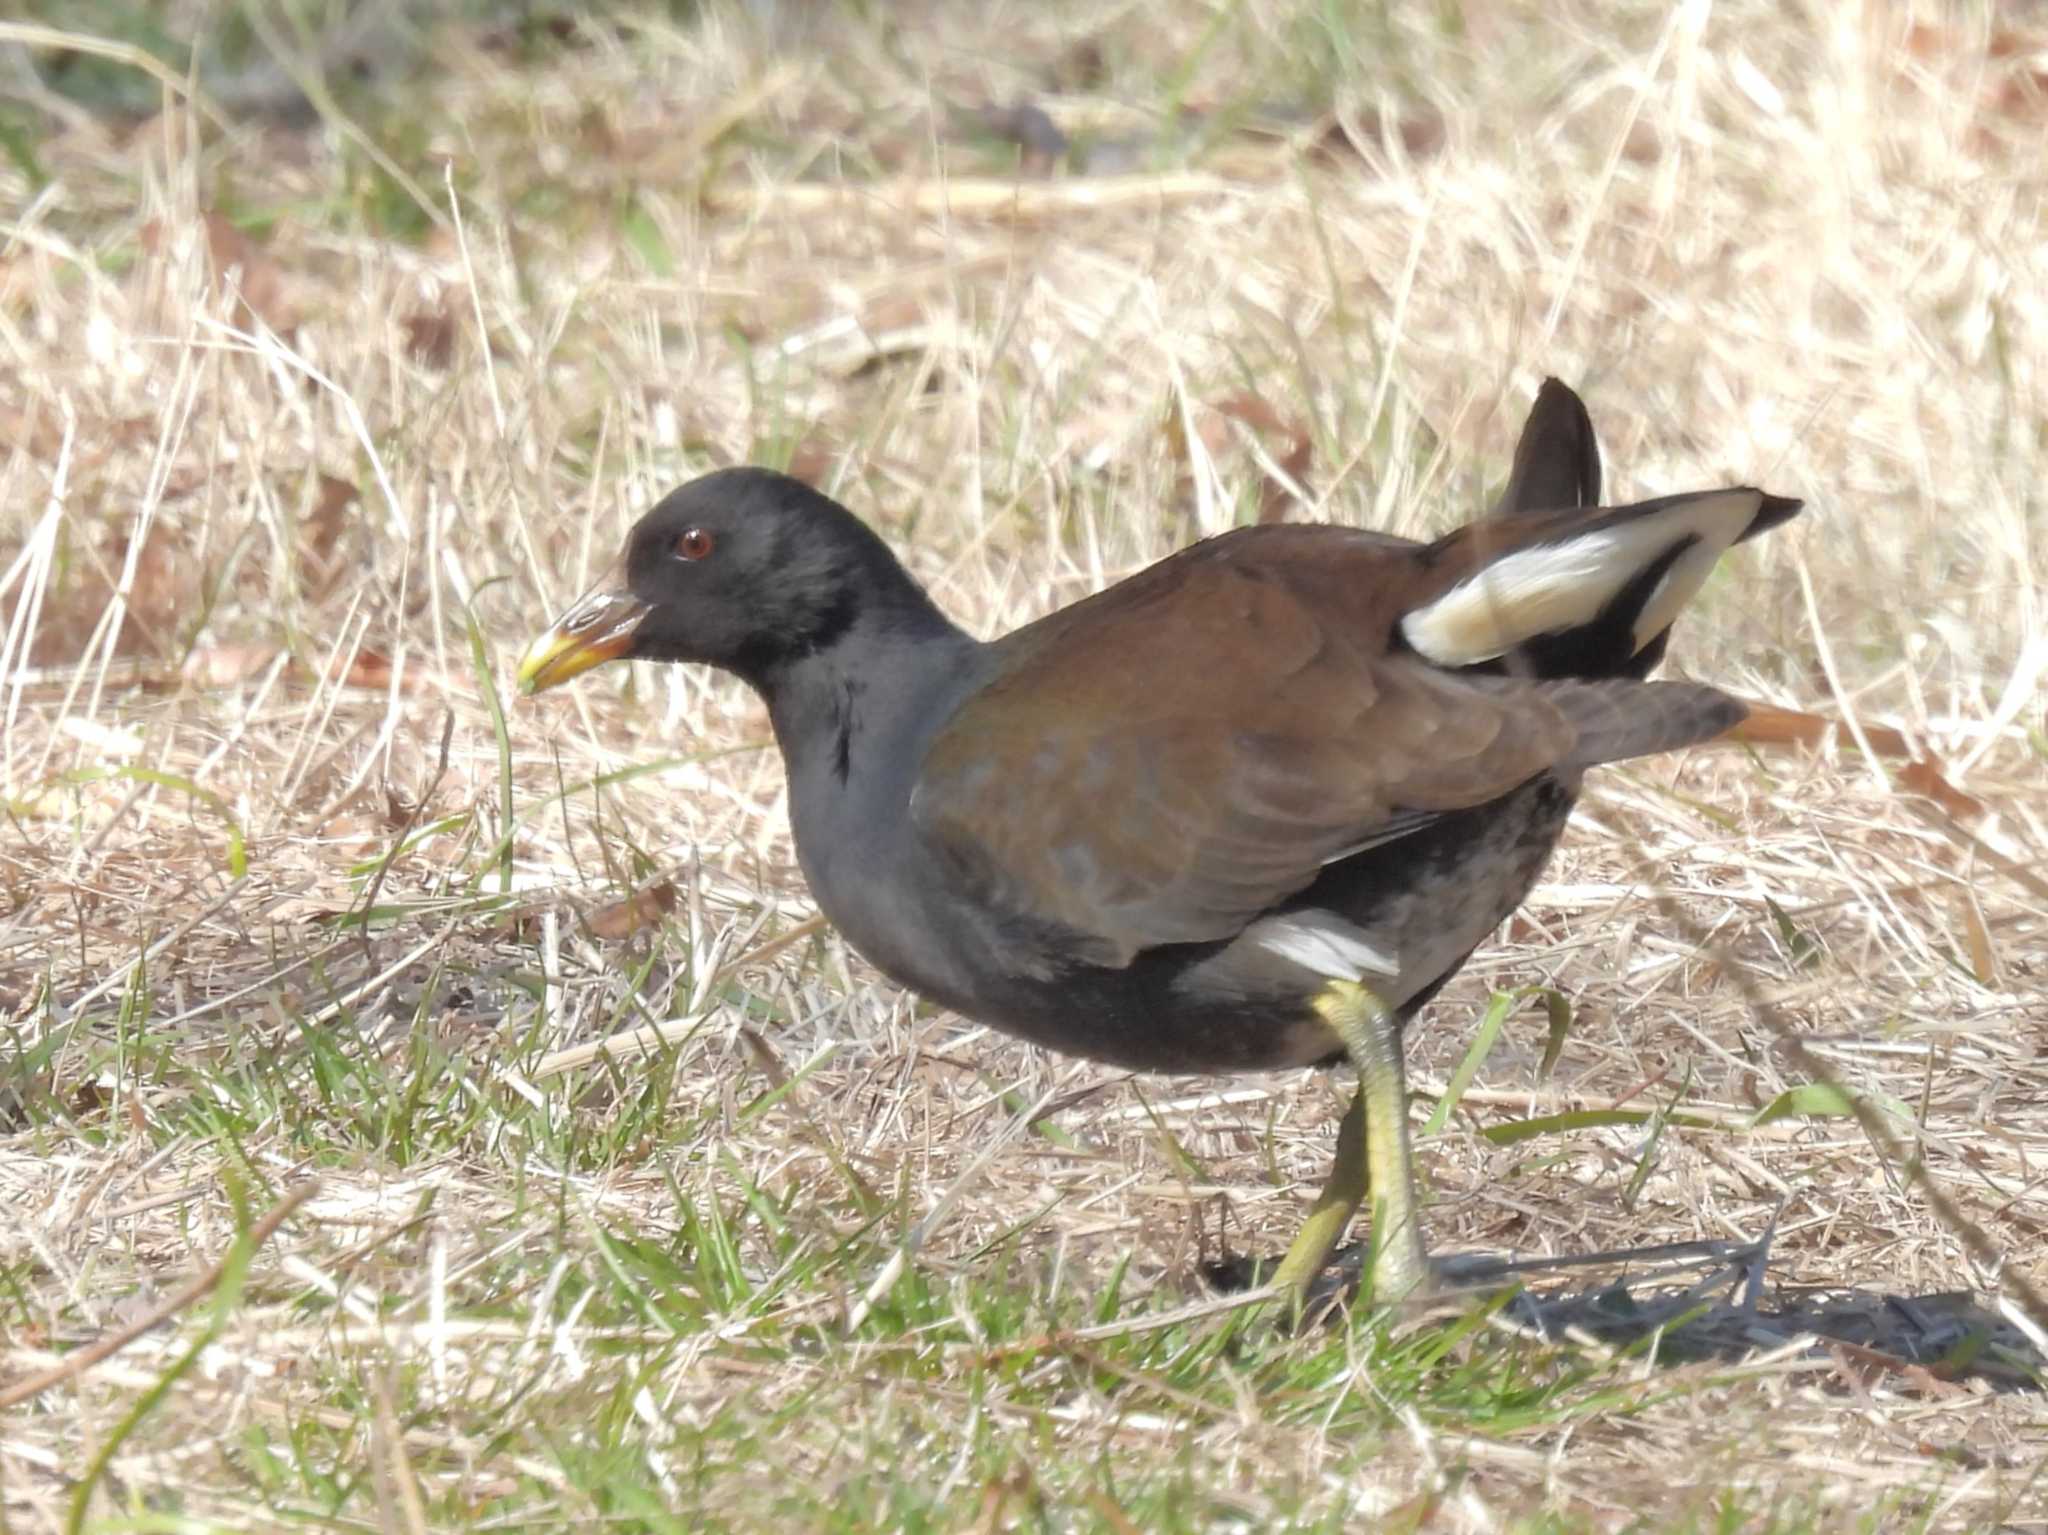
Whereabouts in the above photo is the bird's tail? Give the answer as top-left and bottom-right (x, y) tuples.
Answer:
(1536, 677), (1750, 770)
(1405, 484), (1804, 677)
(1491, 377), (1602, 518)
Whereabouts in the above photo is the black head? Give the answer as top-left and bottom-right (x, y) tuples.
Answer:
(518, 468), (949, 695)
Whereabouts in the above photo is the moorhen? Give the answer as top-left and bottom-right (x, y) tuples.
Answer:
(518, 380), (1802, 1304)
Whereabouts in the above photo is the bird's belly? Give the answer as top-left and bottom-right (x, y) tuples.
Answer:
(1364, 780), (1577, 1013)
(1308, 776), (1575, 986)
(1150, 774), (1581, 1072)
(803, 776), (1580, 1079)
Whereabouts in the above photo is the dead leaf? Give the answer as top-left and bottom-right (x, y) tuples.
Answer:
(144, 211), (299, 335)
(203, 211), (296, 333)
(0, 402), (68, 462)
(382, 784), (419, 831)
(1212, 393), (1313, 523)
(1718, 704), (1985, 817)
(1956, 893), (1998, 986)
(403, 305), (457, 369)
(585, 882), (678, 940)
(328, 647), (403, 691)
(184, 645), (283, 687)
(29, 525), (195, 666)
(1318, 106), (1447, 164)
(1721, 704), (1832, 750)
(70, 1080), (112, 1119)
(784, 437), (837, 487)
(859, 290), (925, 336)
(482, 903), (550, 943)
(299, 472), (359, 598)
(0, 253), (34, 317)
(577, 103), (625, 160)
(1891, 18), (2048, 156)
(1721, 703), (1907, 759)
(1622, 119), (1665, 165)
(317, 813), (378, 843)
(126, 528), (187, 632)
(1898, 758), (1985, 818)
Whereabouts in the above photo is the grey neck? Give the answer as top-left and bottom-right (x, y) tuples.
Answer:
(760, 618), (985, 820)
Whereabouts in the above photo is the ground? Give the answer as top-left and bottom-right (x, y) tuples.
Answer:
(2, 2), (2046, 1530)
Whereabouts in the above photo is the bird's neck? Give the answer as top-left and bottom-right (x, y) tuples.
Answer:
(756, 612), (983, 810)
(751, 614), (991, 1007)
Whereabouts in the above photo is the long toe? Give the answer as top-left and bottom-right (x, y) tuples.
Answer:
(1307, 1245), (1506, 1314)
(1203, 1245), (1506, 1327)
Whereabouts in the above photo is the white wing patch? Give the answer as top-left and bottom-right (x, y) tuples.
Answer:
(1401, 490), (1762, 666)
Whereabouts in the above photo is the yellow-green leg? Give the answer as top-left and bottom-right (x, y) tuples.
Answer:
(1269, 980), (1432, 1309)
(1267, 1085), (1365, 1303)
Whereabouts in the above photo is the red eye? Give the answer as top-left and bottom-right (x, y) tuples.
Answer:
(676, 527), (715, 561)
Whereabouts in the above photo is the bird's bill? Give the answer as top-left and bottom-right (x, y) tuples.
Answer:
(517, 585), (652, 694)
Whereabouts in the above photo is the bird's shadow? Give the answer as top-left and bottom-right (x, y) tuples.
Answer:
(1204, 1237), (2048, 1394)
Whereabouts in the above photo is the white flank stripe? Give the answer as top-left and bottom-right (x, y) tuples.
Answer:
(1246, 911), (1399, 981)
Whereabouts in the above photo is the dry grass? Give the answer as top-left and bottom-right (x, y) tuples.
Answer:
(2, 1), (2046, 1529)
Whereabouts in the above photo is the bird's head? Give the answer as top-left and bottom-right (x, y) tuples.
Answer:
(517, 467), (927, 695)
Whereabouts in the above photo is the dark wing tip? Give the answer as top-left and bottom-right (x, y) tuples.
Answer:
(1493, 377), (1602, 518)
(1750, 492), (1804, 537)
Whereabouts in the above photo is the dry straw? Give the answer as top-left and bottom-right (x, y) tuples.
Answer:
(2, 1), (2044, 1528)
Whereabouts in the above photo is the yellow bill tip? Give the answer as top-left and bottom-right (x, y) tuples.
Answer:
(516, 590), (650, 695)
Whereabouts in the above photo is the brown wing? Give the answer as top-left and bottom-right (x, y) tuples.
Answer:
(910, 529), (1586, 966)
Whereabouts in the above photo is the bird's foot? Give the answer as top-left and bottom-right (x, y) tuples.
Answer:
(1206, 1210), (1785, 1335)
(1204, 1244), (1514, 1327)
